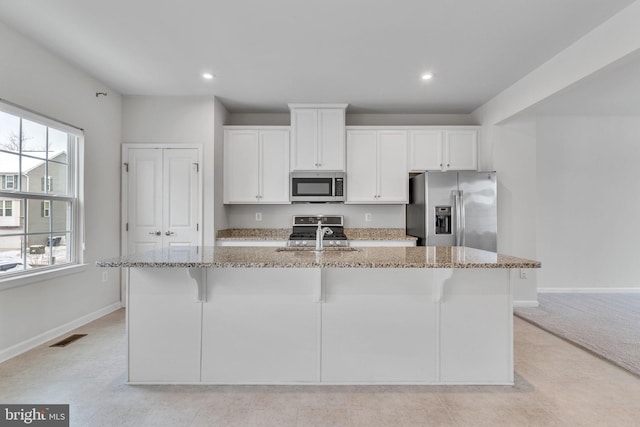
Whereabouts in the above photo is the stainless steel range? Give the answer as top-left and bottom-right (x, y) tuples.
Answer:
(287, 215), (348, 248)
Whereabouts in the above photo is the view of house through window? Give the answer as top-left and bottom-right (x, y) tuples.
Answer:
(0, 102), (82, 276)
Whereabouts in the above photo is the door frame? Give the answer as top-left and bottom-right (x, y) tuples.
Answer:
(120, 143), (204, 306)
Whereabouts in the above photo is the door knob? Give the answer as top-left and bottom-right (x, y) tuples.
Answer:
(165, 231), (175, 236)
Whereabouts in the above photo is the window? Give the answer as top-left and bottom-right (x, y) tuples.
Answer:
(41, 176), (53, 192)
(41, 200), (50, 217)
(0, 100), (84, 278)
(2, 174), (17, 189)
(0, 200), (12, 216)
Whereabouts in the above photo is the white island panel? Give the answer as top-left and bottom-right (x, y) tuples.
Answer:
(201, 268), (320, 383)
(440, 269), (513, 384)
(321, 269), (437, 383)
(128, 268), (202, 383)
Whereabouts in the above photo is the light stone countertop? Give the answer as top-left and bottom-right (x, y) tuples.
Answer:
(215, 228), (417, 241)
(96, 246), (540, 269)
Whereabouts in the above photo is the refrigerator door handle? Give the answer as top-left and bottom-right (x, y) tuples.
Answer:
(453, 190), (461, 246)
(459, 190), (466, 247)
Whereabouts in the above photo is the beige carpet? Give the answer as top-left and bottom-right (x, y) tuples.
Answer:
(515, 293), (640, 377)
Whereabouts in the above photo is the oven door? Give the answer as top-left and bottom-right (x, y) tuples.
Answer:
(291, 177), (337, 202)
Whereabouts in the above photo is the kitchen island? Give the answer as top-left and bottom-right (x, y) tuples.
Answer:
(98, 246), (540, 385)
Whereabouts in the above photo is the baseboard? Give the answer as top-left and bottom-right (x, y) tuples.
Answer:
(0, 302), (122, 364)
(538, 288), (640, 293)
(513, 300), (540, 308)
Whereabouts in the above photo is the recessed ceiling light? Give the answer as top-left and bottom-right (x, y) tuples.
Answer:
(202, 73), (215, 80)
(421, 73), (433, 81)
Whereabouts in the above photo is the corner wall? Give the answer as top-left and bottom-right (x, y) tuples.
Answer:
(0, 21), (122, 359)
(492, 118), (538, 303)
(121, 96), (218, 245)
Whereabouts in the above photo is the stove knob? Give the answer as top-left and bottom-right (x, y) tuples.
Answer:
(302, 241), (307, 245)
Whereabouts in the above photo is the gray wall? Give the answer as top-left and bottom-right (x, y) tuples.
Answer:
(0, 20), (122, 359)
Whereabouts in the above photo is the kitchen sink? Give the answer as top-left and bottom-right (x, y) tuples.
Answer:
(275, 247), (361, 252)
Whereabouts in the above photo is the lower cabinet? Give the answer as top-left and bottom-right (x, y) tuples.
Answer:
(128, 268), (202, 383)
(201, 268), (319, 383)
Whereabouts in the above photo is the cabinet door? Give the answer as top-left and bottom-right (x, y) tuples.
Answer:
(409, 130), (443, 171)
(317, 108), (345, 170)
(224, 130), (260, 203)
(291, 109), (318, 170)
(378, 131), (408, 203)
(445, 130), (477, 170)
(346, 131), (378, 203)
(260, 130), (290, 203)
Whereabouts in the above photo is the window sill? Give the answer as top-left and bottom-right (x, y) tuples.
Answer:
(0, 264), (88, 291)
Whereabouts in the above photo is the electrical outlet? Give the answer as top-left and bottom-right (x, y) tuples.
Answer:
(255, 212), (262, 222)
(365, 213), (372, 222)
(519, 269), (528, 280)
(102, 271), (108, 282)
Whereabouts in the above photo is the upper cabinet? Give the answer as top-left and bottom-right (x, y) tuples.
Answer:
(224, 127), (290, 204)
(346, 129), (408, 204)
(289, 104), (348, 171)
(409, 128), (478, 172)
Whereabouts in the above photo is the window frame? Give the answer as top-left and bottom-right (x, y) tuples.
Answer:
(0, 100), (85, 286)
(0, 200), (12, 216)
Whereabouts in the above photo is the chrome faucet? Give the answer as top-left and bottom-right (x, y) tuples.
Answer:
(315, 220), (333, 252)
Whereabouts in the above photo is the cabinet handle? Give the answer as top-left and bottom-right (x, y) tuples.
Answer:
(165, 231), (175, 236)
(440, 163), (443, 167)
(447, 164), (450, 167)
(148, 231), (161, 236)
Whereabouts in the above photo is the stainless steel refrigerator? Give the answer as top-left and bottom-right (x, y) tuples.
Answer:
(406, 171), (497, 251)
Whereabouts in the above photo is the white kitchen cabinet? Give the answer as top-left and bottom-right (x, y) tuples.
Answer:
(409, 128), (478, 171)
(224, 127), (290, 204)
(346, 129), (408, 203)
(289, 104), (347, 171)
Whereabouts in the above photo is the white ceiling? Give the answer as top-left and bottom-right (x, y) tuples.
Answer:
(0, 0), (636, 113)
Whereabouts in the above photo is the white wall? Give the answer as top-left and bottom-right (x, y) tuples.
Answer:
(492, 118), (538, 302)
(471, 2), (640, 300)
(0, 21), (122, 359)
(214, 99), (229, 232)
(121, 96), (218, 245)
(536, 115), (640, 289)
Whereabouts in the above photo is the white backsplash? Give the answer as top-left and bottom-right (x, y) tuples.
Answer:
(224, 204), (406, 229)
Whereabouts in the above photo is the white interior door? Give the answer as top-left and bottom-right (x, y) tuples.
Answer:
(127, 149), (163, 254)
(125, 146), (201, 255)
(163, 148), (200, 247)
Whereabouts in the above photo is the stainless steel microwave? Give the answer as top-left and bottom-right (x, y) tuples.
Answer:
(290, 171), (345, 202)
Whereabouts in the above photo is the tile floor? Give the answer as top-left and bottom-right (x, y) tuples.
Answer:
(1, 309), (640, 426)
